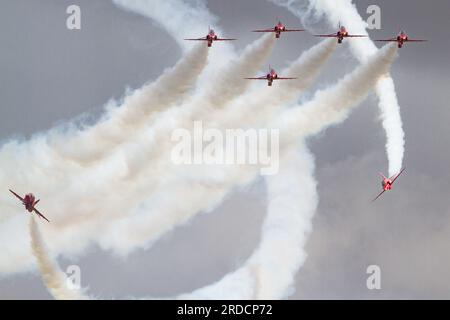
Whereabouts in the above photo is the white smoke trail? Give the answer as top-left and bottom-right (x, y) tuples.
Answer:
(2, 0), (398, 302)
(28, 43), (396, 301)
(0, 0), (221, 275)
(116, 37), (329, 184)
(191, 33), (276, 115)
(50, 43), (209, 164)
(28, 145), (316, 301)
(112, 0), (236, 71)
(178, 145), (317, 300)
(29, 216), (88, 300)
(94, 39), (335, 254)
(113, 0), (220, 51)
(268, 0), (404, 176)
(174, 43), (398, 300)
(217, 38), (336, 126)
(124, 44), (397, 300)
(0, 33), (276, 275)
(279, 44), (398, 144)
(0, 41), (211, 259)
(98, 43), (397, 298)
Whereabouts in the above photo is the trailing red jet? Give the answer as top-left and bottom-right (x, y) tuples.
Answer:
(252, 21), (305, 38)
(185, 28), (236, 47)
(9, 189), (50, 222)
(372, 168), (405, 202)
(245, 66), (297, 86)
(375, 30), (427, 48)
(315, 23), (366, 43)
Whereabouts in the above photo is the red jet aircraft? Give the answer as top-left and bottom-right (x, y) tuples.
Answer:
(315, 23), (366, 43)
(252, 21), (305, 39)
(9, 189), (50, 222)
(375, 30), (427, 48)
(372, 168), (405, 202)
(245, 66), (297, 86)
(185, 28), (236, 47)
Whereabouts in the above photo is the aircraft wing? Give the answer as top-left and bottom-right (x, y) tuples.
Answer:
(215, 38), (237, 41)
(375, 38), (398, 42)
(184, 38), (208, 41)
(275, 77), (297, 80)
(372, 189), (386, 202)
(245, 77), (267, 80)
(406, 39), (427, 42)
(252, 29), (276, 33)
(284, 28), (305, 32)
(390, 168), (406, 185)
(314, 34), (338, 38)
(33, 208), (50, 223)
(346, 34), (367, 38)
(9, 189), (24, 202)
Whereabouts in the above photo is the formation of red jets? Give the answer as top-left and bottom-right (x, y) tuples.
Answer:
(8, 22), (424, 222)
(185, 21), (426, 48)
(185, 21), (425, 90)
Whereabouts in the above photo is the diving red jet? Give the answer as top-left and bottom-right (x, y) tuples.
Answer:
(375, 30), (427, 48)
(315, 23), (367, 43)
(9, 189), (50, 222)
(185, 28), (236, 47)
(252, 21), (305, 39)
(245, 66), (297, 86)
(372, 168), (405, 202)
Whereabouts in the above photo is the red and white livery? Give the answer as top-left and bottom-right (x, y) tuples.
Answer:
(9, 189), (50, 222)
(315, 23), (366, 44)
(252, 21), (305, 39)
(372, 168), (406, 202)
(185, 27), (236, 47)
(375, 30), (427, 48)
(245, 66), (297, 86)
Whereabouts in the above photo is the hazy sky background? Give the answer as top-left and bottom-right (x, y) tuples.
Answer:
(0, 0), (449, 299)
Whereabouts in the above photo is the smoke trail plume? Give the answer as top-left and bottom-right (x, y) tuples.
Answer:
(93, 39), (334, 254)
(29, 217), (88, 300)
(106, 43), (397, 299)
(174, 43), (398, 300)
(51, 43), (209, 164)
(279, 44), (398, 143)
(218, 38), (336, 126)
(112, 0), (236, 73)
(177, 145), (317, 300)
(16, 41), (334, 298)
(193, 33), (276, 114)
(268, 0), (404, 176)
(113, 32), (276, 177)
(27, 146), (315, 301)
(0, 32), (276, 276)
(2, 0), (399, 300)
(27, 42), (396, 301)
(113, 0), (221, 52)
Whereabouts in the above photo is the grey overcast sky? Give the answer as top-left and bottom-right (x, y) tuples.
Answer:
(0, 0), (449, 299)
